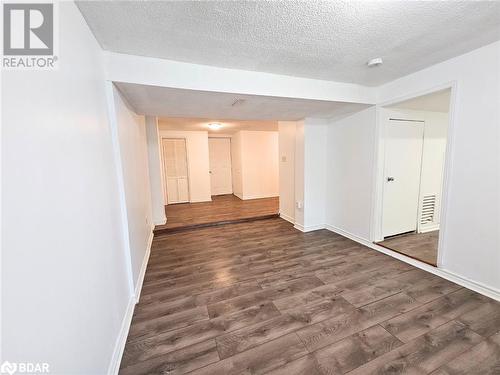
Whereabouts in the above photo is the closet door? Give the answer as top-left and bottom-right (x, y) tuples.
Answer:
(209, 137), (233, 195)
(162, 138), (189, 204)
(382, 120), (424, 237)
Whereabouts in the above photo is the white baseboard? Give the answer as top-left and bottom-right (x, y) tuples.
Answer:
(279, 212), (295, 224)
(108, 225), (155, 374)
(154, 217), (166, 225)
(419, 225), (439, 233)
(325, 225), (369, 244)
(107, 295), (135, 375)
(135, 225), (154, 302)
(242, 194), (279, 200)
(294, 223), (325, 233)
(325, 225), (500, 302)
(438, 269), (500, 302)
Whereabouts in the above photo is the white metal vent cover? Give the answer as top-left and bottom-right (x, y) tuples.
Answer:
(420, 195), (437, 225)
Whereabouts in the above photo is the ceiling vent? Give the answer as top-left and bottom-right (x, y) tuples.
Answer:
(231, 99), (246, 107)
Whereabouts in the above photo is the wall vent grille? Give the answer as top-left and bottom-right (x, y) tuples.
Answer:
(420, 195), (436, 225)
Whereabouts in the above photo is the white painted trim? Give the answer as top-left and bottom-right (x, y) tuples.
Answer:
(242, 194), (280, 200)
(134, 225), (154, 303)
(104, 81), (135, 296)
(154, 217), (167, 226)
(419, 225), (439, 234)
(108, 227), (155, 374)
(294, 223), (325, 232)
(325, 224), (370, 244)
(371, 82), (458, 269)
(107, 296), (135, 375)
(325, 225), (500, 302)
(189, 198), (212, 203)
(233, 192), (244, 200)
(435, 82), (459, 268)
(279, 212), (295, 224)
(294, 223), (305, 232)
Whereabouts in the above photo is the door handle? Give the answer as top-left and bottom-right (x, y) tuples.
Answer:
(387, 177), (395, 182)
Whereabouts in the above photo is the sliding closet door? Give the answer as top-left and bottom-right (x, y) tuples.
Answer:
(162, 138), (189, 204)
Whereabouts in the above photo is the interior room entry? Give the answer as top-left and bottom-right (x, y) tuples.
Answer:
(382, 120), (424, 237)
(208, 137), (233, 195)
(162, 138), (190, 204)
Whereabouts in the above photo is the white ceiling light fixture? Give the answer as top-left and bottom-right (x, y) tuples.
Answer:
(208, 122), (222, 130)
(367, 57), (383, 67)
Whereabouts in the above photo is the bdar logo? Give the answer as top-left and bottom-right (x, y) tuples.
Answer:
(3, 3), (54, 55)
(0, 361), (17, 375)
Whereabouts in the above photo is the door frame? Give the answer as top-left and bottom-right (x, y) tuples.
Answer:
(160, 137), (191, 204)
(370, 81), (458, 269)
(208, 135), (234, 196)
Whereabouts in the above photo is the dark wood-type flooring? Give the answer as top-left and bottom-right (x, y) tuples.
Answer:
(377, 231), (439, 266)
(155, 195), (279, 233)
(121, 218), (500, 375)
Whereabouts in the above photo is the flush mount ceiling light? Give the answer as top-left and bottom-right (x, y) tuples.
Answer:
(367, 57), (383, 67)
(208, 123), (222, 130)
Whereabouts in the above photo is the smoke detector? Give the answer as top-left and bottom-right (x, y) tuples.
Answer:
(367, 57), (383, 67)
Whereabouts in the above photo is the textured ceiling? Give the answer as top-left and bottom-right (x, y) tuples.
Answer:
(158, 118), (278, 135)
(115, 82), (370, 121)
(390, 88), (451, 112)
(78, 1), (500, 86)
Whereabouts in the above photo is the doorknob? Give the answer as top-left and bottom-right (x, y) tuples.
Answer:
(387, 177), (395, 182)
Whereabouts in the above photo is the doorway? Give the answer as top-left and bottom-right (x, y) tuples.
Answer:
(208, 137), (233, 196)
(375, 88), (451, 266)
(162, 138), (190, 204)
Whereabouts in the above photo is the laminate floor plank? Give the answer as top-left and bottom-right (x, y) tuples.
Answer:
(430, 331), (500, 375)
(346, 321), (482, 375)
(381, 288), (487, 343)
(377, 230), (439, 266)
(266, 325), (402, 375)
(119, 218), (500, 375)
(155, 194), (278, 231)
(190, 333), (308, 375)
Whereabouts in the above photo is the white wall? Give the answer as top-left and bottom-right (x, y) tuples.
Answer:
(231, 132), (243, 199)
(158, 129), (211, 203)
(145, 116), (166, 225)
(2, 2), (131, 373)
(378, 41), (500, 292)
(235, 131), (279, 200)
(111, 85), (153, 291)
(104, 52), (377, 104)
(302, 119), (328, 231)
(325, 107), (377, 240)
(278, 122), (297, 223)
(294, 122), (305, 228)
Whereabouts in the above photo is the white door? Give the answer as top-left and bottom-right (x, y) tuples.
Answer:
(382, 120), (424, 237)
(208, 138), (233, 196)
(162, 138), (189, 204)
